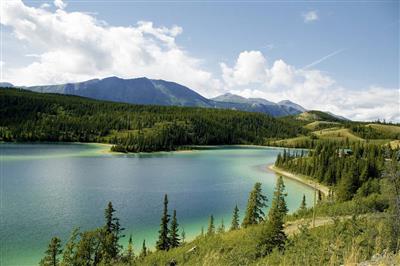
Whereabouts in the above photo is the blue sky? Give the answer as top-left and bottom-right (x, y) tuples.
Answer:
(1, 0), (399, 121)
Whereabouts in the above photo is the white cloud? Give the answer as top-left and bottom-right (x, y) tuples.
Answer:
(303, 10), (319, 23)
(40, 3), (51, 9)
(53, 0), (67, 10)
(221, 51), (399, 122)
(221, 51), (267, 87)
(1, 0), (222, 96)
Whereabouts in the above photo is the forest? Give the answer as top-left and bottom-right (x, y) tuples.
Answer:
(275, 142), (399, 201)
(0, 88), (304, 152)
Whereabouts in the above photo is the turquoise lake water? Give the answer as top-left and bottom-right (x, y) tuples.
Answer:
(0, 143), (315, 265)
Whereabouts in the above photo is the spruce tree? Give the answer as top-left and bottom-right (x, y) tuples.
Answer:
(103, 201), (124, 259)
(156, 194), (170, 250)
(267, 176), (288, 250)
(39, 237), (62, 266)
(61, 228), (79, 265)
(217, 218), (225, 233)
(181, 228), (186, 244)
(300, 194), (307, 211)
(242, 182), (267, 227)
(139, 240), (147, 259)
(169, 209), (181, 248)
(125, 234), (134, 264)
(207, 215), (215, 236)
(230, 205), (240, 230)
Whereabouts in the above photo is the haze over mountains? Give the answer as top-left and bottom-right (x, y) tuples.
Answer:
(4, 76), (307, 117)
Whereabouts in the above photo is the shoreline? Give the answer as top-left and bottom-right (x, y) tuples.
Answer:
(268, 164), (330, 196)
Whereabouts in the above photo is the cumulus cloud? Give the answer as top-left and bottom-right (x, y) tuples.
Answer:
(220, 51), (267, 87)
(0, 0), (222, 96)
(303, 10), (319, 23)
(53, 0), (67, 10)
(221, 51), (399, 122)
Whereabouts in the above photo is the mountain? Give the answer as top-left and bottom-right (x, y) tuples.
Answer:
(18, 76), (306, 117)
(27, 77), (211, 107)
(211, 93), (305, 116)
(0, 82), (14, 87)
(278, 100), (307, 114)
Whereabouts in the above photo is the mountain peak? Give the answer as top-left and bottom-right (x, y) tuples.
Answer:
(278, 100), (307, 112)
(0, 82), (14, 87)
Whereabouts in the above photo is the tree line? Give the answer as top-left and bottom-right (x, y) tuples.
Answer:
(39, 178), (290, 265)
(275, 141), (399, 201)
(0, 88), (304, 152)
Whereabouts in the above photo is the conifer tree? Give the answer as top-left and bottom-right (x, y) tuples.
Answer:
(156, 194), (170, 250)
(217, 218), (225, 233)
(169, 209), (181, 248)
(300, 194), (307, 211)
(181, 228), (186, 244)
(267, 176), (288, 250)
(39, 237), (62, 266)
(230, 205), (240, 231)
(242, 182), (267, 227)
(125, 234), (134, 264)
(61, 228), (79, 265)
(139, 240), (147, 259)
(207, 215), (215, 236)
(103, 201), (124, 259)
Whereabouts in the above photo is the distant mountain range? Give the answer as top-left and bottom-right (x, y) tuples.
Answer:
(2, 77), (308, 117)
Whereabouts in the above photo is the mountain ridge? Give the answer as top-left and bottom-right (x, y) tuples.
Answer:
(3, 77), (306, 117)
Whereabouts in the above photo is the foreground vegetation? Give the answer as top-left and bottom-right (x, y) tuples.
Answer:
(0, 88), (303, 152)
(39, 151), (399, 265)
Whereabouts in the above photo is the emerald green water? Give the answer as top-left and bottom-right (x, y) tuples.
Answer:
(0, 143), (314, 265)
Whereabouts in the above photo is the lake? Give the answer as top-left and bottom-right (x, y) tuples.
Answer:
(0, 143), (315, 265)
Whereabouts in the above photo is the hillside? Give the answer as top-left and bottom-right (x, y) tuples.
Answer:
(0, 88), (304, 152)
(12, 77), (306, 117)
(270, 110), (400, 148)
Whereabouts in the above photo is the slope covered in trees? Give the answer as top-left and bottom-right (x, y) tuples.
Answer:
(275, 142), (399, 201)
(0, 88), (304, 152)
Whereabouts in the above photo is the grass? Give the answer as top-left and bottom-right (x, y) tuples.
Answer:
(303, 121), (340, 131)
(311, 128), (363, 141)
(296, 112), (320, 121)
(366, 123), (400, 135)
(268, 136), (310, 147)
(389, 140), (400, 149)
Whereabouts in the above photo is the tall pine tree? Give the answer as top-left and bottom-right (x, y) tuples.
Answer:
(300, 194), (307, 211)
(156, 194), (170, 250)
(169, 209), (181, 248)
(39, 237), (62, 266)
(139, 240), (147, 259)
(124, 234), (134, 264)
(267, 176), (288, 250)
(207, 215), (215, 236)
(230, 205), (240, 231)
(242, 182), (268, 227)
(103, 202), (124, 259)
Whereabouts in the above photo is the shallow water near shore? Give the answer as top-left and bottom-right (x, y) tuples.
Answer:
(1, 143), (315, 265)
